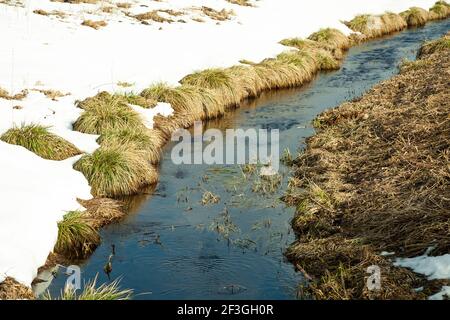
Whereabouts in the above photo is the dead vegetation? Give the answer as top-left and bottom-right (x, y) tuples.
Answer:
(201, 6), (235, 21)
(0, 87), (28, 100)
(400, 7), (430, 27)
(283, 35), (450, 299)
(81, 19), (107, 30)
(32, 88), (70, 101)
(33, 9), (66, 18)
(0, 124), (81, 161)
(78, 197), (126, 229)
(344, 12), (407, 39)
(0, 277), (35, 300)
(132, 10), (174, 24)
(225, 0), (254, 7)
(429, 1), (450, 20)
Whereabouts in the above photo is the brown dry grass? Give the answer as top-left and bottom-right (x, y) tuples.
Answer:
(201, 6), (235, 21)
(32, 88), (70, 101)
(33, 9), (66, 18)
(283, 36), (450, 299)
(225, 0), (254, 7)
(0, 278), (35, 300)
(81, 19), (107, 30)
(344, 12), (407, 39)
(400, 7), (430, 27)
(429, 1), (450, 20)
(78, 197), (126, 229)
(0, 87), (28, 100)
(133, 11), (174, 23)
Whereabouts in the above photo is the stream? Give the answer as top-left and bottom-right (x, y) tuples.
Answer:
(41, 19), (449, 300)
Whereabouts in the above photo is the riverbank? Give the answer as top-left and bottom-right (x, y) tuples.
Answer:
(283, 33), (450, 299)
(1, 0), (449, 299)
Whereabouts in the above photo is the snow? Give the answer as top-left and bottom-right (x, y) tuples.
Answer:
(395, 254), (450, 280)
(0, 143), (92, 286)
(395, 254), (450, 300)
(429, 286), (450, 300)
(0, 0), (440, 288)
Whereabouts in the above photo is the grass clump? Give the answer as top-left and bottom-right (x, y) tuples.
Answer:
(44, 276), (132, 300)
(0, 87), (28, 100)
(201, 6), (235, 21)
(97, 127), (164, 164)
(0, 278), (35, 300)
(345, 13), (407, 39)
(133, 11), (174, 23)
(344, 14), (371, 35)
(399, 58), (432, 73)
(227, 65), (266, 98)
(225, 0), (254, 7)
(119, 92), (158, 108)
(418, 35), (450, 57)
(254, 55), (316, 90)
(201, 190), (221, 205)
(0, 124), (81, 160)
(73, 94), (144, 135)
(400, 7), (430, 27)
(141, 83), (205, 119)
(81, 20), (107, 30)
(74, 144), (158, 197)
(78, 198), (125, 229)
(55, 211), (100, 259)
(307, 28), (350, 50)
(279, 38), (342, 69)
(429, 1), (450, 20)
(180, 68), (244, 108)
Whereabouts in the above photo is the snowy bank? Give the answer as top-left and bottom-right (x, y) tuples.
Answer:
(0, 142), (92, 286)
(0, 0), (441, 289)
(395, 254), (450, 300)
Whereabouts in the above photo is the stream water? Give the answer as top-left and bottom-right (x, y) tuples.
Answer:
(42, 19), (449, 300)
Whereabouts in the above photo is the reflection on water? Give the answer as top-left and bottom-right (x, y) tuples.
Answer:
(43, 20), (449, 300)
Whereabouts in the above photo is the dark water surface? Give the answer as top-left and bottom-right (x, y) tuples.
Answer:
(43, 20), (449, 300)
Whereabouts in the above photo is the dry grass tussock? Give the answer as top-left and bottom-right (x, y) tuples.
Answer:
(44, 276), (132, 300)
(132, 11), (174, 24)
(283, 37), (450, 299)
(307, 28), (351, 51)
(429, 1), (450, 20)
(141, 83), (207, 121)
(0, 278), (34, 300)
(33, 9), (66, 18)
(74, 143), (158, 198)
(51, 0), (99, 3)
(81, 19), (107, 30)
(400, 7), (430, 27)
(225, 0), (254, 7)
(47, 198), (123, 261)
(97, 126), (164, 164)
(32, 88), (70, 101)
(78, 197), (126, 229)
(55, 210), (100, 259)
(0, 124), (81, 160)
(0, 87), (28, 100)
(418, 32), (450, 57)
(73, 92), (145, 135)
(201, 6), (235, 21)
(344, 12), (407, 39)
